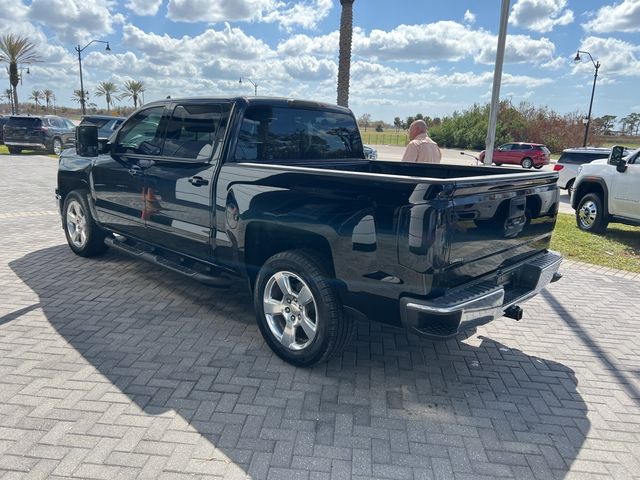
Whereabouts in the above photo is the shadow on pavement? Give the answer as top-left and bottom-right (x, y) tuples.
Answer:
(10, 245), (589, 478)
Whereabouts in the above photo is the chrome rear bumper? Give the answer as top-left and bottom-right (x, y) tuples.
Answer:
(400, 251), (562, 339)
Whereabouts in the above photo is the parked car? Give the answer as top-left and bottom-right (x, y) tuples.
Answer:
(572, 146), (640, 233)
(79, 114), (125, 140)
(0, 116), (8, 144)
(479, 142), (551, 169)
(553, 147), (617, 196)
(363, 144), (378, 160)
(57, 96), (562, 366)
(3, 115), (76, 154)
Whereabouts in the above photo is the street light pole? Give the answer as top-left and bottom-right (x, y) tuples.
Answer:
(239, 77), (258, 96)
(574, 50), (600, 148)
(75, 40), (110, 115)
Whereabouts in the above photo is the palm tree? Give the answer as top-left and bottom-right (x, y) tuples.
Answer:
(42, 89), (54, 111)
(336, 0), (355, 107)
(120, 80), (145, 108)
(0, 34), (39, 114)
(3, 88), (11, 104)
(71, 89), (87, 105)
(95, 81), (118, 112)
(29, 89), (42, 111)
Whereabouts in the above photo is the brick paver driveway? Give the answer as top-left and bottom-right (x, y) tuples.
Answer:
(1, 154), (639, 480)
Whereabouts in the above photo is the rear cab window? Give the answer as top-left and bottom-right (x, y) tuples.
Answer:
(234, 106), (363, 163)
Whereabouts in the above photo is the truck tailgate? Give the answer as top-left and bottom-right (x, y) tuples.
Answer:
(439, 172), (558, 290)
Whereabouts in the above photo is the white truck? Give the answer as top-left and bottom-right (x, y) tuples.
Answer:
(572, 146), (640, 233)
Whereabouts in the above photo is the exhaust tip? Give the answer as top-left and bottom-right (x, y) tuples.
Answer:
(504, 305), (523, 321)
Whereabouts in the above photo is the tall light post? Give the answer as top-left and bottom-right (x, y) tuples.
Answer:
(574, 50), (600, 148)
(239, 77), (258, 96)
(75, 40), (110, 115)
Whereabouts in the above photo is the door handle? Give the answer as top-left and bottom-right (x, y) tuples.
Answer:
(128, 165), (143, 176)
(188, 176), (209, 186)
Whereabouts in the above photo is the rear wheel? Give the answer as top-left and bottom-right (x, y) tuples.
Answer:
(7, 146), (22, 154)
(51, 137), (63, 155)
(494, 162), (502, 166)
(254, 250), (353, 367)
(566, 180), (575, 198)
(63, 190), (109, 257)
(521, 157), (533, 169)
(576, 193), (608, 233)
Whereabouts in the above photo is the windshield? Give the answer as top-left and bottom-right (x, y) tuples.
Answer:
(234, 106), (363, 162)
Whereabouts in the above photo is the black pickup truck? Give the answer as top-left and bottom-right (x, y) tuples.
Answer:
(56, 97), (561, 366)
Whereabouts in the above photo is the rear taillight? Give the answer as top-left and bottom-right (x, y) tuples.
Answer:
(553, 164), (563, 171)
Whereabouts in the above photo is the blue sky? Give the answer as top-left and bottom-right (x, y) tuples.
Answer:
(1, 0), (639, 126)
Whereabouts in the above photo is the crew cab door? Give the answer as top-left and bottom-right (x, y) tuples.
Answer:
(91, 105), (166, 238)
(610, 151), (640, 218)
(142, 102), (232, 259)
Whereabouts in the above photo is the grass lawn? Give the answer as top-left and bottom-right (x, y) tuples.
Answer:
(361, 130), (408, 146)
(551, 213), (640, 272)
(0, 144), (58, 158)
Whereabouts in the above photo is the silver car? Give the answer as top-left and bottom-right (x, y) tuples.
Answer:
(363, 144), (378, 160)
(554, 147), (611, 196)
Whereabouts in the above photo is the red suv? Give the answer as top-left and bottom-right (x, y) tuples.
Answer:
(479, 142), (550, 169)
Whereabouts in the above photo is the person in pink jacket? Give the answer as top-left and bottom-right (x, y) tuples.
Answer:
(402, 120), (442, 163)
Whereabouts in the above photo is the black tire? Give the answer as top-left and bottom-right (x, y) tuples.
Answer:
(494, 162), (502, 166)
(254, 250), (353, 367)
(62, 190), (109, 257)
(566, 180), (574, 198)
(50, 137), (63, 155)
(7, 146), (22, 154)
(576, 193), (608, 233)
(521, 157), (533, 169)
(533, 164), (543, 169)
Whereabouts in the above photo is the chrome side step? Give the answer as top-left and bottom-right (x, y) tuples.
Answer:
(105, 237), (232, 288)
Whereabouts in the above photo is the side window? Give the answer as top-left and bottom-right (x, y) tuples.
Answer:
(63, 119), (76, 129)
(114, 106), (165, 155)
(162, 104), (222, 160)
(499, 144), (511, 151)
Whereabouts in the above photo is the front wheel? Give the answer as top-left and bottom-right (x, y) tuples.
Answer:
(566, 180), (575, 198)
(63, 190), (109, 257)
(254, 250), (353, 367)
(576, 193), (608, 233)
(521, 157), (533, 169)
(533, 164), (543, 169)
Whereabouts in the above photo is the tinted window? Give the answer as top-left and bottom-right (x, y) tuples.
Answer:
(163, 104), (223, 160)
(81, 118), (110, 128)
(115, 106), (165, 155)
(113, 119), (124, 129)
(558, 152), (608, 164)
(234, 106), (363, 162)
(63, 119), (75, 129)
(7, 117), (42, 128)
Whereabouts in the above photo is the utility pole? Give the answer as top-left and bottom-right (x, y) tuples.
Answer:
(484, 0), (510, 166)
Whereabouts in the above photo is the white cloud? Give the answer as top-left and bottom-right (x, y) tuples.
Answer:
(282, 56), (336, 81)
(263, 0), (333, 30)
(509, 0), (574, 32)
(126, 0), (163, 16)
(122, 23), (275, 62)
(573, 36), (640, 76)
(584, 0), (640, 33)
(281, 23), (558, 67)
(464, 10), (476, 24)
(167, 0), (332, 30)
(28, 0), (123, 44)
(478, 35), (558, 64)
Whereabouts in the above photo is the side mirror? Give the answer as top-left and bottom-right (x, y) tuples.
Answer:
(76, 125), (98, 157)
(608, 145), (627, 172)
(98, 139), (111, 155)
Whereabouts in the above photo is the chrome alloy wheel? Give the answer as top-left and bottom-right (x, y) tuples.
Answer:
(66, 200), (88, 248)
(578, 200), (597, 229)
(53, 138), (63, 155)
(263, 271), (318, 351)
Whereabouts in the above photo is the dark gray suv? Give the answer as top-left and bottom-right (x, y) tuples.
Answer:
(3, 115), (76, 155)
(79, 115), (125, 140)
